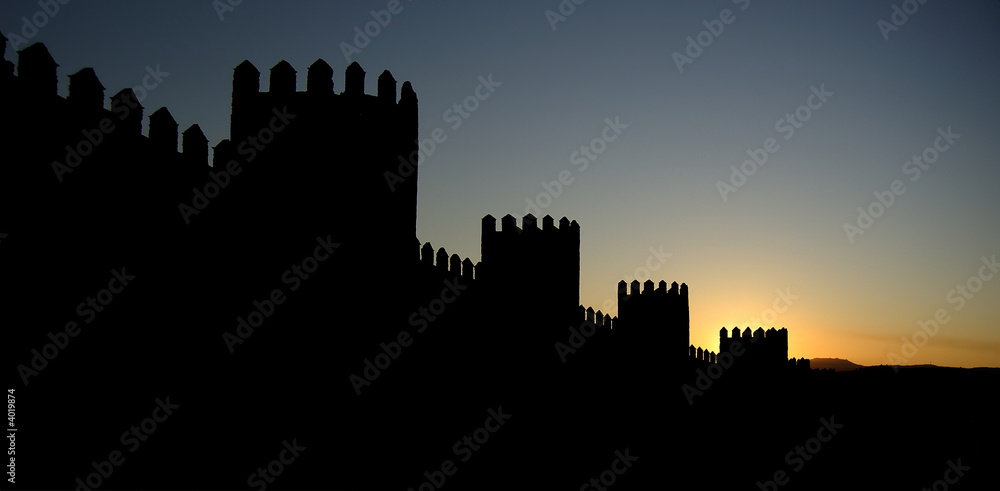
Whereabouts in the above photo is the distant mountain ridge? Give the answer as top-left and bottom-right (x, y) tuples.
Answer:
(808, 359), (1000, 371)
(809, 358), (864, 371)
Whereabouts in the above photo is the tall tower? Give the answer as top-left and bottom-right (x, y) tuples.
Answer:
(225, 59), (420, 262)
(617, 279), (690, 362)
(480, 214), (580, 324)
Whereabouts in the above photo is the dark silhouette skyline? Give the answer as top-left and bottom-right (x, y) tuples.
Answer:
(2, 30), (999, 491)
(4, 1), (999, 369)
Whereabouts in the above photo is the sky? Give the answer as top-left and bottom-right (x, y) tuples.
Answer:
(4, 0), (998, 367)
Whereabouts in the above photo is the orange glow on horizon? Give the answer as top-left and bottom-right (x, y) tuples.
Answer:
(580, 277), (1000, 369)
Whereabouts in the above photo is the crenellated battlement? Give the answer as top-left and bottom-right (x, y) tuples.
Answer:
(717, 326), (789, 369)
(229, 58), (417, 145)
(612, 277), (690, 361)
(479, 213), (580, 316)
(480, 213), (580, 270)
(3, 42), (210, 169)
(719, 326), (788, 342)
(689, 345), (717, 364)
(616, 279), (689, 322)
(15, 42), (57, 96)
(416, 239), (478, 284)
(617, 279), (688, 300)
(225, 57), (420, 255)
(577, 304), (617, 330)
(232, 59), (411, 102)
(481, 213), (579, 236)
(689, 326), (792, 369)
(2, 42), (421, 269)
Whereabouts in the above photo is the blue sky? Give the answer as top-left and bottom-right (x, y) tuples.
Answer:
(4, 0), (999, 366)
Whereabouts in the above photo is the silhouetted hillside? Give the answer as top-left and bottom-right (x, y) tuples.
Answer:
(810, 358), (862, 371)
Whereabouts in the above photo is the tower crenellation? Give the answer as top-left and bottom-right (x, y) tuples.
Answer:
(149, 107), (178, 154)
(182, 124), (208, 167)
(68, 67), (104, 115)
(269, 60), (296, 95)
(436, 247), (449, 275)
(17, 43), (57, 97)
(377, 70), (396, 103)
(345, 61), (365, 96)
(716, 325), (790, 370)
(578, 304), (615, 331)
(306, 59), (333, 95)
(615, 274), (690, 363)
(416, 239), (478, 285)
(110, 88), (143, 137)
(480, 213), (580, 318)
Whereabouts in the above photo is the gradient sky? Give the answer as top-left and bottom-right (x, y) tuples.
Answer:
(4, 0), (998, 367)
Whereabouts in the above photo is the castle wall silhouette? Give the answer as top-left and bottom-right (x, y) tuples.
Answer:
(0, 38), (796, 369)
(0, 41), (824, 489)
